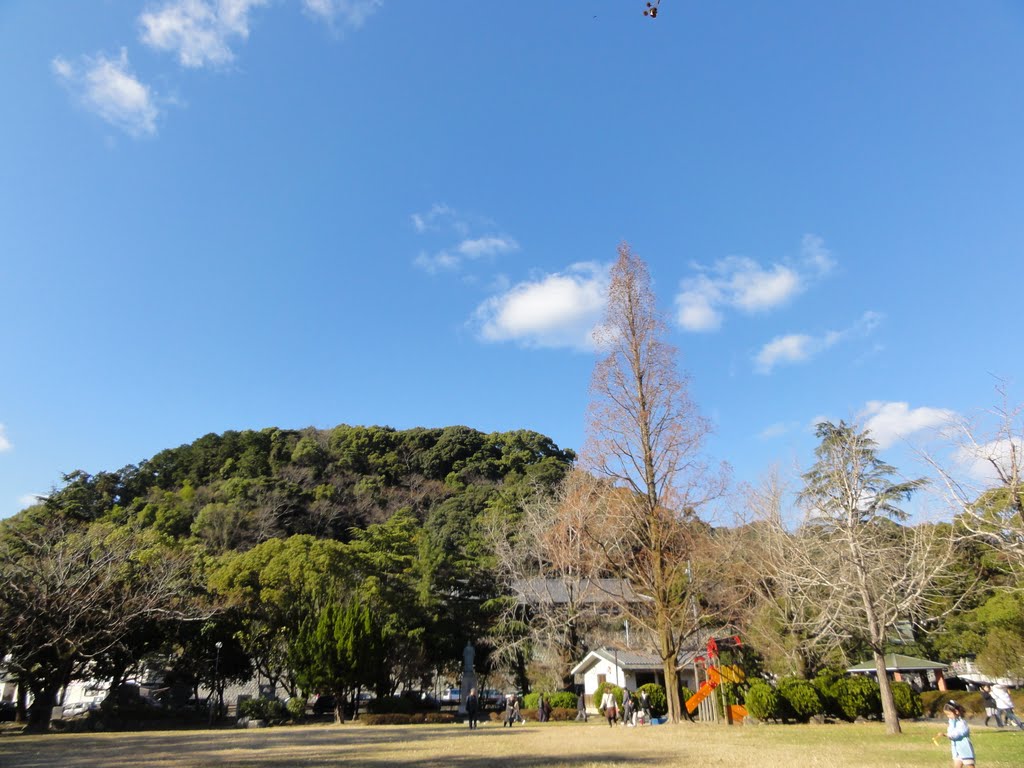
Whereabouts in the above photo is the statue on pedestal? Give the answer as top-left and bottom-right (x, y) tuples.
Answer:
(458, 641), (477, 715)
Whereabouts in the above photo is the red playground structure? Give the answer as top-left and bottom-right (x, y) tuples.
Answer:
(685, 635), (747, 723)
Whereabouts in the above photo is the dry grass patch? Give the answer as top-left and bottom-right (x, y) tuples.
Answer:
(0, 720), (1022, 768)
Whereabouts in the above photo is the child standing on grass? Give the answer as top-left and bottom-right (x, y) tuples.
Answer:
(937, 701), (975, 768)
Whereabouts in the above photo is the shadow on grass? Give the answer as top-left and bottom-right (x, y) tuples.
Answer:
(0, 723), (655, 768)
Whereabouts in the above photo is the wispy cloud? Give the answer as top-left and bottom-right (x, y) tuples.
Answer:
(860, 401), (956, 449)
(411, 204), (518, 273)
(474, 262), (609, 350)
(757, 421), (800, 440)
(52, 49), (159, 137)
(754, 310), (882, 374)
(302, 0), (382, 28)
(676, 234), (835, 332)
(0, 424), (11, 453)
(139, 0), (268, 69)
(18, 493), (43, 509)
(956, 437), (1024, 484)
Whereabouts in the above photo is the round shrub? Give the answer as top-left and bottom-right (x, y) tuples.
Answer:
(891, 681), (923, 719)
(238, 697), (288, 722)
(812, 668), (846, 719)
(835, 675), (881, 721)
(637, 684), (667, 717)
(286, 696), (307, 720)
(778, 677), (824, 723)
(547, 692), (578, 709)
(523, 691), (575, 711)
(745, 680), (781, 722)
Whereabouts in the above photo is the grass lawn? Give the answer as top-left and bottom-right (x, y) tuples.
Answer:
(1, 719), (1022, 768)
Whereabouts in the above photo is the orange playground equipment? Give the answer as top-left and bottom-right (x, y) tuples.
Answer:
(685, 635), (748, 723)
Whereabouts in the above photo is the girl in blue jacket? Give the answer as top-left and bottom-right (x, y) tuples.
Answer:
(938, 701), (975, 768)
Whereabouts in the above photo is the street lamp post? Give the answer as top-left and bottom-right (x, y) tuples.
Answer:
(209, 641), (223, 727)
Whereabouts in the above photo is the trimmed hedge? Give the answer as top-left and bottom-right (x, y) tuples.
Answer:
(812, 668), (846, 720)
(745, 680), (782, 722)
(891, 681), (923, 719)
(238, 697), (288, 723)
(523, 691), (577, 711)
(834, 675), (881, 721)
(286, 697), (307, 720)
(361, 712), (457, 725)
(778, 677), (824, 723)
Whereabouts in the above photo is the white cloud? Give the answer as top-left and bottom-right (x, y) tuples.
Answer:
(411, 203), (456, 234)
(52, 49), (159, 137)
(801, 233), (836, 275)
(457, 236), (519, 259)
(754, 311), (882, 374)
(411, 204), (515, 272)
(755, 333), (815, 372)
(860, 401), (956, 449)
(0, 424), (11, 452)
(18, 493), (43, 509)
(302, 0), (382, 27)
(955, 438), (1024, 484)
(758, 422), (797, 440)
(414, 250), (459, 273)
(676, 234), (836, 332)
(475, 263), (609, 350)
(139, 0), (267, 68)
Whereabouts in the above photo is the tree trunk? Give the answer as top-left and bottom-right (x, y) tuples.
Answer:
(26, 683), (59, 733)
(873, 649), (901, 734)
(663, 657), (683, 723)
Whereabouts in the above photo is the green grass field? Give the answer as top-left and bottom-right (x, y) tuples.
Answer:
(1, 719), (1022, 768)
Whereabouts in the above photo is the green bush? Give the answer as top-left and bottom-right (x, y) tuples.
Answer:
(524, 691), (577, 710)
(778, 677), (824, 723)
(238, 697), (288, 722)
(745, 680), (781, 722)
(637, 684), (667, 717)
(891, 681), (923, 719)
(834, 675), (881, 721)
(362, 713), (427, 725)
(286, 696), (306, 720)
(812, 668), (846, 719)
(422, 712), (456, 724)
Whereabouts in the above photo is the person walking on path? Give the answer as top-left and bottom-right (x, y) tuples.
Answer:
(937, 701), (975, 768)
(991, 684), (1024, 729)
(576, 691), (588, 722)
(621, 689), (634, 726)
(465, 688), (479, 730)
(536, 693), (547, 722)
(600, 689), (617, 727)
(980, 685), (1003, 728)
(639, 689), (652, 725)
(503, 695), (516, 727)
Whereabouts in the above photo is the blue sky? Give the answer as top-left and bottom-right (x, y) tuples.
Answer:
(2, 1), (1023, 518)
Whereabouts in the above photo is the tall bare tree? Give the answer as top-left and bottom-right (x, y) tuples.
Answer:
(925, 384), (1024, 573)
(583, 243), (726, 723)
(771, 421), (957, 735)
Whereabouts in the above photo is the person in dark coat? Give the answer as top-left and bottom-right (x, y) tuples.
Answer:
(537, 693), (546, 722)
(576, 691), (588, 722)
(466, 687), (479, 729)
(503, 695), (516, 727)
(981, 685), (1003, 728)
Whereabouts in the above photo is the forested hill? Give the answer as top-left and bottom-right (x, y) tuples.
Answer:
(39, 424), (576, 551)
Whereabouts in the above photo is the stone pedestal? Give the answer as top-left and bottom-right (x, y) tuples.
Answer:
(457, 641), (476, 715)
